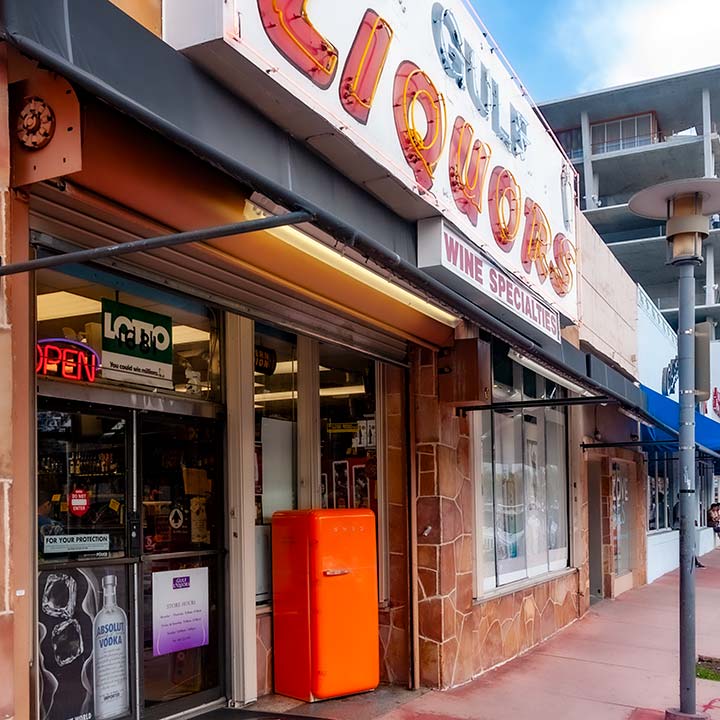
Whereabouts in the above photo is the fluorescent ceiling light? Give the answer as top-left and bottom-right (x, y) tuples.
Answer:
(37, 292), (101, 321)
(320, 384), (366, 397)
(254, 361), (331, 376)
(254, 385), (366, 403)
(508, 349), (594, 398)
(244, 203), (458, 327)
(173, 326), (210, 344)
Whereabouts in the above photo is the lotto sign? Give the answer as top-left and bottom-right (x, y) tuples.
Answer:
(69, 489), (90, 517)
(101, 299), (174, 389)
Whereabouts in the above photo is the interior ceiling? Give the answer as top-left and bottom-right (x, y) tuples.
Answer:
(35, 268), (209, 329)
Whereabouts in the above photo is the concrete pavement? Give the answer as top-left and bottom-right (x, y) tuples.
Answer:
(247, 548), (720, 720)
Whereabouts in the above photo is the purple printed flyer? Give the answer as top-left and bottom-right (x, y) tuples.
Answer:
(151, 567), (209, 657)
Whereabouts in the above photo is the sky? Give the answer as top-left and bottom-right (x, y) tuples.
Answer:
(470, 0), (720, 102)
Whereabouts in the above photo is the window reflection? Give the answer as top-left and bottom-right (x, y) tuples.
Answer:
(35, 268), (221, 401)
(319, 345), (377, 513)
(253, 326), (297, 604)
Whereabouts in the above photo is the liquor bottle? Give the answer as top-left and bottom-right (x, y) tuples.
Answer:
(93, 574), (130, 720)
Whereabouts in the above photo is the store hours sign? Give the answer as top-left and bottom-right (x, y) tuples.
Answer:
(165, 0), (579, 323)
(101, 299), (173, 390)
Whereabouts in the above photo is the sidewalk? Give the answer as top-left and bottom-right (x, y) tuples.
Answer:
(249, 548), (720, 720)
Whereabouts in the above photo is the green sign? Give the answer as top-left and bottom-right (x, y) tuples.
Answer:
(101, 299), (174, 389)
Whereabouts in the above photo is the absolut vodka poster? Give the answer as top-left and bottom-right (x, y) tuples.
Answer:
(38, 567), (130, 720)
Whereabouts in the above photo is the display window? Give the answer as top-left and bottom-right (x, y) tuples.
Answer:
(36, 266), (222, 401)
(319, 344), (377, 514)
(35, 259), (227, 719)
(253, 325), (298, 603)
(252, 326), (384, 606)
(36, 398), (226, 720)
(472, 341), (569, 594)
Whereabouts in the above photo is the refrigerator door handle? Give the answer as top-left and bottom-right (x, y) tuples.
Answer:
(323, 569), (352, 577)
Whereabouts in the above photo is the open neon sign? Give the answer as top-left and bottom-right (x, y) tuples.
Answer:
(36, 338), (100, 383)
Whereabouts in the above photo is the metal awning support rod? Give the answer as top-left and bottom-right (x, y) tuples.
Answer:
(581, 440), (720, 461)
(457, 395), (611, 415)
(581, 440), (674, 450)
(0, 210), (314, 276)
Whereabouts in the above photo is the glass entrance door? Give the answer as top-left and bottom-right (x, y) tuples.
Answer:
(612, 461), (633, 576)
(37, 399), (225, 720)
(139, 414), (224, 718)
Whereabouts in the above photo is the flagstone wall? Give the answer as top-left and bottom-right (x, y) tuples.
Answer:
(413, 345), (587, 688)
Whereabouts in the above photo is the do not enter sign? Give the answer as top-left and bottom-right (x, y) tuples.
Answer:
(69, 489), (90, 517)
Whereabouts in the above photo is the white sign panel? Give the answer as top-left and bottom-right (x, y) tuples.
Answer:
(152, 567), (209, 657)
(165, 0), (579, 323)
(636, 285), (678, 399)
(419, 219), (560, 343)
(43, 533), (110, 554)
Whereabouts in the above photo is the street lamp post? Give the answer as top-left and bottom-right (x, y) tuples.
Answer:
(629, 178), (720, 720)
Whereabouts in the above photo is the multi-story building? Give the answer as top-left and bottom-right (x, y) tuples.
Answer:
(540, 66), (720, 322)
(540, 68), (720, 583)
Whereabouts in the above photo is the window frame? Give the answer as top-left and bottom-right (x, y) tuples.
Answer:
(472, 346), (571, 599)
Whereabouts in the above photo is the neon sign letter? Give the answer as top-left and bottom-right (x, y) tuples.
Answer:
(488, 166), (521, 251)
(340, 10), (394, 125)
(257, 0), (338, 89)
(521, 199), (551, 283)
(393, 61), (447, 192)
(549, 233), (576, 297)
(431, 2), (465, 88)
(449, 117), (491, 226)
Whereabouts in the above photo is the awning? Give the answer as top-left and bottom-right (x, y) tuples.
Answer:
(641, 384), (720, 456)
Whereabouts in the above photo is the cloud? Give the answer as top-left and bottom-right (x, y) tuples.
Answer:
(556, 0), (720, 93)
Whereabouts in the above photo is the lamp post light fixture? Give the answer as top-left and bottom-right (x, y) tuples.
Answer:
(629, 178), (720, 720)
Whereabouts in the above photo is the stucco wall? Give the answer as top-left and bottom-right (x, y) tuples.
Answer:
(575, 212), (638, 378)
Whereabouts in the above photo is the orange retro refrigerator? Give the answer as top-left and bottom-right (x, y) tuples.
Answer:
(271, 509), (379, 701)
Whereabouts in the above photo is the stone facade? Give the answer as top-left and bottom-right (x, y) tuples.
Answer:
(378, 364), (411, 685)
(256, 610), (273, 698)
(414, 345), (586, 689)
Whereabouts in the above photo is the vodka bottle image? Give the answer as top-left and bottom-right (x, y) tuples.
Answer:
(93, 574), (129, 720)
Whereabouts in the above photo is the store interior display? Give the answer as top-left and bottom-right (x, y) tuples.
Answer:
(35, 266), (221, 400)
(37, 405), (128, 560)
(320, 344), (377, 516)
(141, 416), (220, 554)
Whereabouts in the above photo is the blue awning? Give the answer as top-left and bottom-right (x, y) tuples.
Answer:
(641, 384), (720, 454)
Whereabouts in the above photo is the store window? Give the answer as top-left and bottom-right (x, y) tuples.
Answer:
(36, 267), (221, 401)
(612, 461), (633, 576)
(646, 454), (714, 532)
(253, 326), (298, 604)
(473, 343), (569, 594)
(251, 329), (385, 604)
(647, 451), (674, 532)
(319, 344), (377, 513)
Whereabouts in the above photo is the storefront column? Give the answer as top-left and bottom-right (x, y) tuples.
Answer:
(3, 185), (33, 718)
(569, 406), (591, 617)
(226, 315), (258, 705)
(379, 364), (411, 685)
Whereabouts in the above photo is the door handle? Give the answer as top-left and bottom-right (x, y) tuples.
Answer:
(323, 569), (351, 576)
